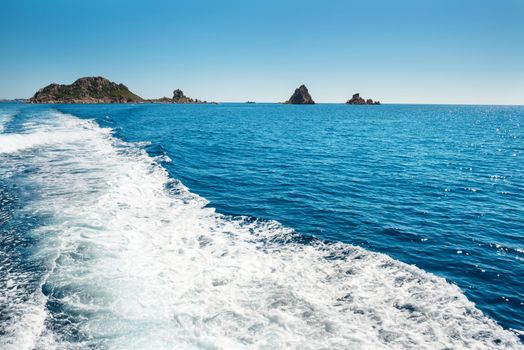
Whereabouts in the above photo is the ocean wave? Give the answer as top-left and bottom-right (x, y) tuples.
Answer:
(0, 109), (522, 349)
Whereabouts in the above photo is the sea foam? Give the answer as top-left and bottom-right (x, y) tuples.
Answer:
(0, 110), (15, 133)
(0, 109), (522, 349)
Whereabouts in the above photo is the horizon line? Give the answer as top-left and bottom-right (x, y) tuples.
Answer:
(1, 100), (523, 107)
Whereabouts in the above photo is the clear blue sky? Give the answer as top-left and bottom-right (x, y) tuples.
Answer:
(1, 0), (523, 104)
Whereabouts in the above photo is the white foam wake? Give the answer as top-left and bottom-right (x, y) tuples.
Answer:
(0, 109), (522, 349)
(0, 113), (96, 153)
(0, 110), (15, 133)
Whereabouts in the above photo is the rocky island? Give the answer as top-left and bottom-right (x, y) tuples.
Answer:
(148, 89), (214, 104)
(29, 77), (142, 104)
(29, 77), (215, 104)
(346, 93), (380, 105)
(285, 85), (315, 104)
(172, 89), (208, 104)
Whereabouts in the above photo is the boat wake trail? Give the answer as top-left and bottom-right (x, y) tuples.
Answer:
(0, 108), (521, 349)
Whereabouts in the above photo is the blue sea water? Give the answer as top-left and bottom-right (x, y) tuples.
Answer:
(0, 102), (523, 349)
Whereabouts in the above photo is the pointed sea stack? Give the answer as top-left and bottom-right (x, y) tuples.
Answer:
(346, 93), (380, 105)
(285, 84), (315, 104)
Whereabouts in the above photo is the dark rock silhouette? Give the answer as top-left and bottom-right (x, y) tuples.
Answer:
(147, 89), (213, 104)
(172, 89), (191, 103)
(171, 89), (208, 104)
(285, 85), (315, 104)
(346, 93), (365, 105)
(346, 93), (380, 105)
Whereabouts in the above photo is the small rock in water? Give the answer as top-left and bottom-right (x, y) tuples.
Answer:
(346, 93), (380, 105)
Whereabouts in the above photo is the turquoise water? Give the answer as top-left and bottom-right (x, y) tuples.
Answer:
(0, 103), (523, 349)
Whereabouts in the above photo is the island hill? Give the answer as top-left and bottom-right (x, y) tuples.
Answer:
(29, 77), (213, 104)
(284, 84), (380, 105)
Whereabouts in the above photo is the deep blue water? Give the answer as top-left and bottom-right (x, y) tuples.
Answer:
(0, 102), (523, 348)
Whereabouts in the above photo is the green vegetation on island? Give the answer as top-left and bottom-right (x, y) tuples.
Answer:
(29, 77), (215, 104)
(29, 77), (142, 104)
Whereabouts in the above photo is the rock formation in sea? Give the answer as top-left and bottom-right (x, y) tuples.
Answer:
(285, 85), (315, 104)
(29, 77), (143, 104)
(149, 89), (213, 104)
(172, 89), (205, 104)
(346, 93), (380, 105)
